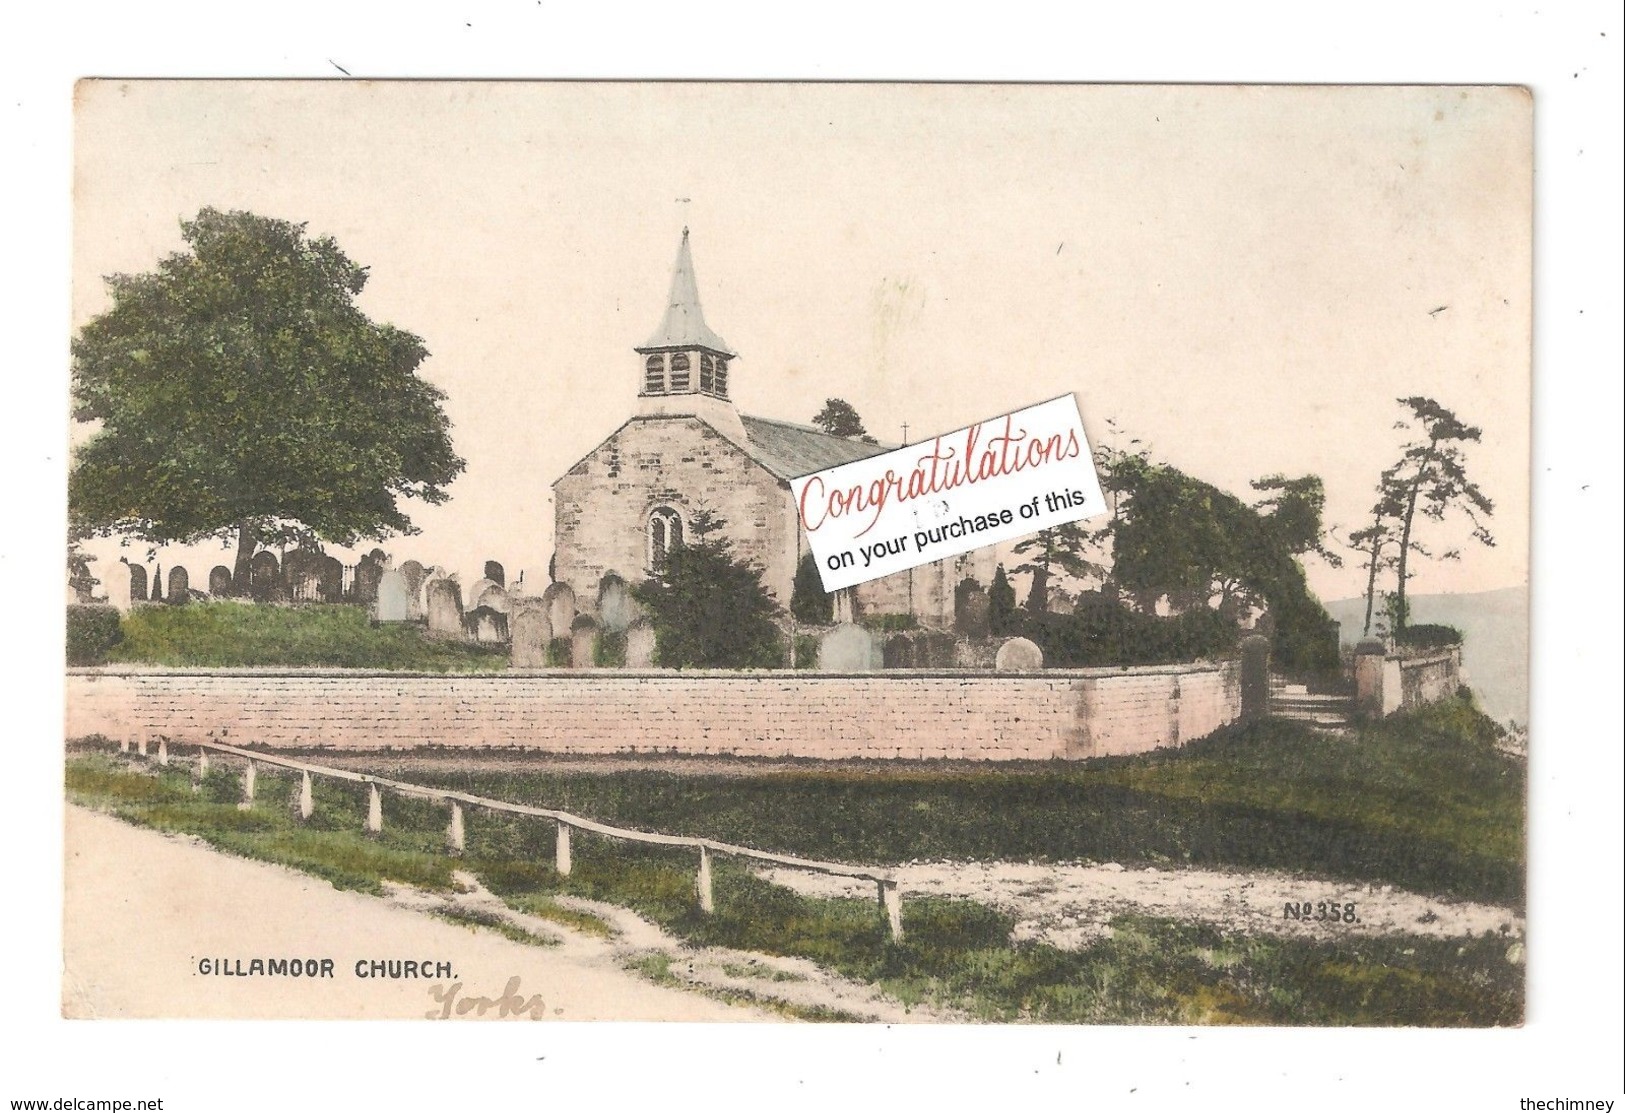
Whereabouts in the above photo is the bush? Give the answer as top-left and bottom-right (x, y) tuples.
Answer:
(1016, 593), (1237, 667)
(546, 637), (573, 667)
(793, 634), (820, 669)
(594, 631), (627, 668)
(790, 551), (834, 625)
(859, 612), (917, 633)
(1396, 624), (1463, 650)
(66, 604), (123, 665)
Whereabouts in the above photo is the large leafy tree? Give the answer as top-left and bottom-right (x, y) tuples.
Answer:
(69, 208), (465, 586)
(633, 511), (786, 668)
(811, 398), (877, 443)
(1374, 397), (1495, 632)
(1012, 523), (1099, 613)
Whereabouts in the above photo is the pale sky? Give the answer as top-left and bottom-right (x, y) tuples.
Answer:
(71, 81), (1531, 601)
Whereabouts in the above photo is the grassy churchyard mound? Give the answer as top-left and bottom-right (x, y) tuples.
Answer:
(104, 602), (509, 671)
(65, 695), (1524, 1025)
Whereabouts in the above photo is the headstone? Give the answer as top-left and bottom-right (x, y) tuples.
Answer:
(883, 633), (915, 669)
(541, 582), (576, 638)
(509, 597), (552, 667)
(316, 555), (345, 603)
(166, 566), (190, 605)
(425, 577), (464, 637)
(570, 615), (599, 669)
(466, 606), (508, 644)
(818, 623), (878, 672)
(400, 561), (428, 620)
(353, 555), (383, 605)
(474, 582), (510, 615)
(624, 618), (657, 668)
(596, 572), (636, 633)
(208, 566), (233, 598)
(249, 551), (280, 601)
(994, 637), (1044, 671)
(483, 561), (505, 589)
(955, 582), (991, 637)
(126, 564), (148, 609)
(375, 569), (410, 622)
(1048, 590), (1076, 616)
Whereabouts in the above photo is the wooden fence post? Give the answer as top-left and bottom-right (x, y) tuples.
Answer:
(298, 771), (314, 820)
(447, 802), (465, 855)
(555, 822), (572, 876)
(240, 760), (256, 809)
(366, 784), (383, 834)
(878, 879), (904, 942)
(696, 845), (715, 914)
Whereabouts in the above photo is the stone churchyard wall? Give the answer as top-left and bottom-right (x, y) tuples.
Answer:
(66, 661), (1241, 762)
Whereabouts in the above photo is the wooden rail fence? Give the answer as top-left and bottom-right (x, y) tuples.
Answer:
(125, 736), (905, 939)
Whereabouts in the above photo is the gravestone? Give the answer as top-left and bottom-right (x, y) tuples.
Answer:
(399, 561), (428, 620)
(208, 565), (233, 598)
(483, 560), (505, 588)
(249, 551), (280, 602)
(166, 566), (190, 605)
(818, 623), (878, 672)
(375, 569), (410, 622)
(624, 618), (657, 668)
(425, 577), (464, 637)
(955, 582), (991, 638)
(353, 555), (383, 605)
(509, 598), (552, 667)
(883, 633), (915, 669)
(916, 630), (957, 668)
(474, 582), (510, 615)
(1048, 590), (1076, 616)
(994, 637), (1044, 671)
(596, 572), (636, 633)
(282, 549), (324, 596)
(570, 615), (599, 670)
(465, 606), (508, 644)
(126, 563), (148, 609)
(541, 582), (576, 638)
(316, 555), (345, 603)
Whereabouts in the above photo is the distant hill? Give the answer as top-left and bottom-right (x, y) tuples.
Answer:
(1321, 586), (1528, 725)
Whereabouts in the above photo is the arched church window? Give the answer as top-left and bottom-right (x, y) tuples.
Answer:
(643, 354), (666, 395)
(699, 354), (716, 395)
(647, 506), (684, 571)
(714, 358), (730, 399)
(669, 352), (691, 392)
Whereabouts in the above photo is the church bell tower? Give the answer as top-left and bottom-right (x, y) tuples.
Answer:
(634, 229), (746, 441)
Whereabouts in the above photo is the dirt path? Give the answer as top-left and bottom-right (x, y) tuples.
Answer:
(62, 805), (945, 1022)
(62, 805), (769, 1021)
(758, 860), (1525, 951)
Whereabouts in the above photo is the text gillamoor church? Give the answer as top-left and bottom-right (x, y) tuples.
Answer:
(551, 230), (997, 627)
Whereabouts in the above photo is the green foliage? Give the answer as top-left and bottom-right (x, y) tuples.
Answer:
(1015, 594), (1236, 667)
(66, 604), (123, 665)
(1012, 522), (1098, 612)
(69, 207), (465, 564)
(988, 564), (1017, 635)
(810, 398), (874, 442)
(790, 550), (834, 625)
(546, 637), (573, 667)
(109, 601), (508, 670)
(632, 514), (785, 669)
(1395, 624), (1464, 650)
(594, 630), (628, 668)
(859, 612), (918, 633)
(793, 634), (820, 669)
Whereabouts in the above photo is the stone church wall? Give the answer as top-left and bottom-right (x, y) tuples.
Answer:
(66, 661), (1240, 762)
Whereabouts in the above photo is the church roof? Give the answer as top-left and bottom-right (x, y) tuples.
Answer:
(639, 229), (736, 357)
(739, 415), (894, 481)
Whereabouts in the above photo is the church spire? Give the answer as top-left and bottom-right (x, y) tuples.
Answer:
(639, 228), (735, 357)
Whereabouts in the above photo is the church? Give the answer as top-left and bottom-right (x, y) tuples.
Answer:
(551, 231), (996, 629)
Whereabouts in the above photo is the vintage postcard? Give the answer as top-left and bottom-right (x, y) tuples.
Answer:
(63, 81), (1531, 1025)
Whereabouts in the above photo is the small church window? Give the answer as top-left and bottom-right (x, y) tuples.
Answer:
(643, 354), (666, 395)
(669, 352), (691, 392)
(714, 358), (729, 399)
(648, 506), (684, 571)
(699, 354), (716, 395)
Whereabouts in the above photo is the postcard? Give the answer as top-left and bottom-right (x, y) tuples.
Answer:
(63, 81), (1530, 1025)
